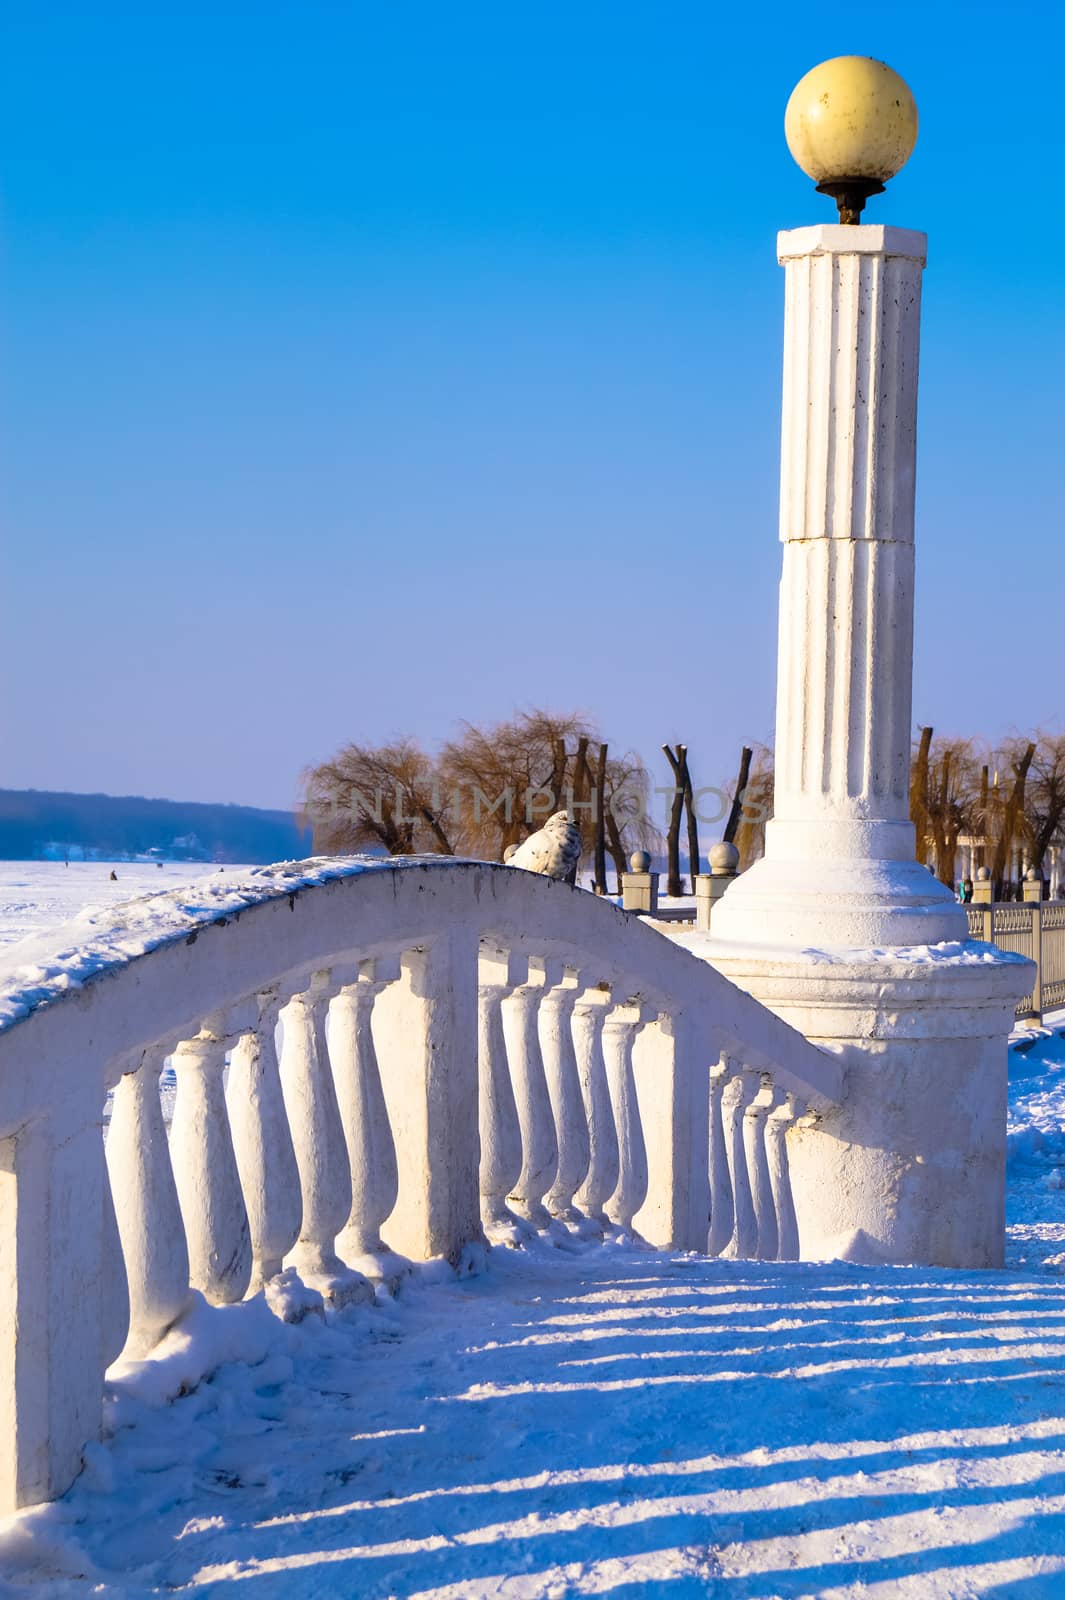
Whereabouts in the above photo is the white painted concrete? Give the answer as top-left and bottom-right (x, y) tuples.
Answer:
(0, 858), (837, 1513)
(713, 225), (966, 949)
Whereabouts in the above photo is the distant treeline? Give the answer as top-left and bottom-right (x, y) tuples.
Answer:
(0, 789), (312, 865)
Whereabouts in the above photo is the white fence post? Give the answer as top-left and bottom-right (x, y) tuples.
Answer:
(0, 1108), (107, 1510)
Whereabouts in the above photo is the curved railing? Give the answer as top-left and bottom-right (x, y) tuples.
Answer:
(0, 856), (841, 1512)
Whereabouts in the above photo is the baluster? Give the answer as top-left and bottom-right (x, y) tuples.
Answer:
(226, 988), (303, 1293)
(502, 956), (560, 1230)
(169, 1023), (251, 1305)
(101, 1160), (130, 1370)
(707, 1053), (734, 1256)
(478, 948), (530, 1244)
(279, 969), (373, 1305)
(722, 1063), (759, 1259)
(766, 1092), (803, 1261)
(572, 985), (617, 1229)
(106, 1046), (191, 1355)
(541, 967), (591, 1228)
(744, 1075), (778, 1262)
(603, 1000), (650, 1235)
(331, 957), (405, 1278)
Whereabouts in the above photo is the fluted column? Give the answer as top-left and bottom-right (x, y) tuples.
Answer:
(713, 225), (964, 949)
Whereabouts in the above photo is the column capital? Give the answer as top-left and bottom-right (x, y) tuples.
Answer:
(778, 224), (926, 265)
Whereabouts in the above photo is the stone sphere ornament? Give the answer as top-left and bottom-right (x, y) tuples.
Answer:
(785, 55), (918, 224)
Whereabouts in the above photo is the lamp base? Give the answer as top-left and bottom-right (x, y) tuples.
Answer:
(815, 176), (886, 225)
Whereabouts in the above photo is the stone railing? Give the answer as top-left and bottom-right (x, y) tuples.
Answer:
(0, 857), (841, 1514)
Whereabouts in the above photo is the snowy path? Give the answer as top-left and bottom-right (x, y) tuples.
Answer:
(7, 1230), (1065, 1596)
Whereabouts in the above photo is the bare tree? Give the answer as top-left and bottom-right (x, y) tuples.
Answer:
(302, 739), (456, 856)
(910, 726), (933, 866)
(731, 744), (774, 869)
(661, 744), (688, 898)
(723, 747), (753, 846)
(1024, 732), (1065, 877)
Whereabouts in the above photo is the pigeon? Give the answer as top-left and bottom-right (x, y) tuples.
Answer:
(506, 811), (583, 881)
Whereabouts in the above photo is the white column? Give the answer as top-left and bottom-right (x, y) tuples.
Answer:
(713, 225), (965, 949)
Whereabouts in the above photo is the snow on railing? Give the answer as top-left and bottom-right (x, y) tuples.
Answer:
(0, 857), (840, 1513)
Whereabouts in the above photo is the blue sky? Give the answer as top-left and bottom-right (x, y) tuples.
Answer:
(2, 1), (1062, 811)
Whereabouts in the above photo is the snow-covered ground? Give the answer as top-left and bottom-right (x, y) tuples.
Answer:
(0, 860), (250, 949)
(3, 865), (1065, 1596)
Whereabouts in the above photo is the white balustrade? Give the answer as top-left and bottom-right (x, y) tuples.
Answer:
(170, 1024), (252, 1305)
(0, 855), (840, 1515)
(572, 985), (618, 1228)
(540, 966), (592, 1227)
(501, 956), (560, 1229)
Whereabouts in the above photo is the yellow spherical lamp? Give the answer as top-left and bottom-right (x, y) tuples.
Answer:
(785, 56), (918, 224)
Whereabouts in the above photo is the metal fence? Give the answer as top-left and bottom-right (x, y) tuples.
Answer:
(966, 901), (1065, 1020)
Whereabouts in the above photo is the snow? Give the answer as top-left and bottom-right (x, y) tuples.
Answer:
(0, 860), (252, 950)
(3, 867), (1065, 1595)
(0, 856), (467, 1030)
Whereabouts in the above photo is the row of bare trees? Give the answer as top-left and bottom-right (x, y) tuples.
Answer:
(910, 729), (1065, 892)
(301, 710), (655, 891)
(723, 732), (1065, 894)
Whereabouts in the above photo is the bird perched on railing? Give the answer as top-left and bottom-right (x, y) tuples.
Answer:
(505, 811), (582, 882)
